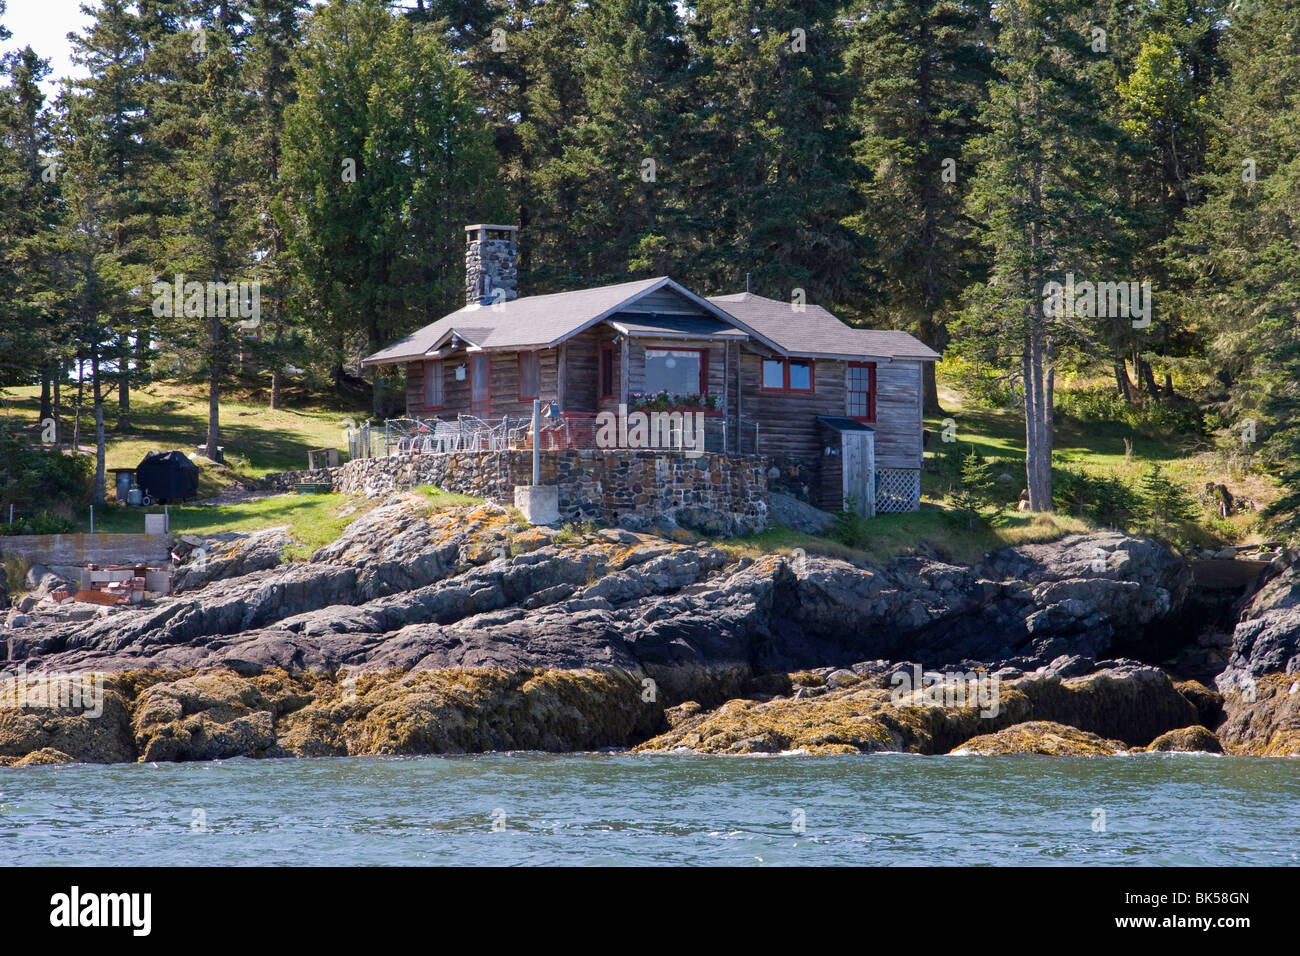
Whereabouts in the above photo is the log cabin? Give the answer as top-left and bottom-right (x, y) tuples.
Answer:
(361, 225), (940, 515)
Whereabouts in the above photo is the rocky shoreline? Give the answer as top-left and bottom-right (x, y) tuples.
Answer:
(2, 494), (1297, 765)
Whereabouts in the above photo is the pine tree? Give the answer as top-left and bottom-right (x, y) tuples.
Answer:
(1168, 0), (1300, 529)
(244, 0), (306, 410)
(0, 42), (61, 401)
(949, 444), (995, 529)
(843, 0), (993, 412)
(1138, 463), (1197, 535)
(957, 0), (1126, 512)
(530, 0), (690, 286)
(683, 0), (865, 301)
(149, 1), (258, 458)
(66, 0), (162, 431)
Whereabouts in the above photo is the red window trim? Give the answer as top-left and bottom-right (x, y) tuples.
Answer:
(599, 345), (615, 400)
(760, 357), (816, 394)
(517, 351), (540, 402)
(644, 346), (710, 399)
(423, 360), (445, 411)
(847, 361), (877, 423)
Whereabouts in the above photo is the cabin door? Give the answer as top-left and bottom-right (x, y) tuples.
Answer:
(470, 354), (491, 416)
(841, 430), (875, 517)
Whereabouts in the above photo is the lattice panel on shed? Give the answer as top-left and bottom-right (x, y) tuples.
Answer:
(875, 468), (920, 513)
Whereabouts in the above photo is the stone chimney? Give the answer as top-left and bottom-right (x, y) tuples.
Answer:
(465, 224), (519, 306)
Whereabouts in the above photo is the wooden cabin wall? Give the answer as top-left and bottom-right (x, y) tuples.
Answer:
(563, 330), (600, 413)
(872, 360), (923, 470)
(738, 352), (847, 458)
(404, 349), (557, 419)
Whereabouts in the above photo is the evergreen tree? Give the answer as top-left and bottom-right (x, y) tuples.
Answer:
(66, 0), (162, 430)
(1138, 462), (1197, 535)
(949, 444), (995, 529)
(280, 0), (501, 412)
(530, 0), (690, 286)
(1168, 0), (1300, 505)
(956, 0), (1126, 511)
(244, 0), (306, 410)
(683, 0), (865, 301)
(150, 0), (258, 457)
(0, 41), (61, 402)
(843, 0), (993, 412)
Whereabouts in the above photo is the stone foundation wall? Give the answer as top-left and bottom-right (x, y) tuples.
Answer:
(259, 450), (771, 533)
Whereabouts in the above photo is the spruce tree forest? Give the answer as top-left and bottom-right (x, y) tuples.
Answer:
(1, 0), (1298, 550)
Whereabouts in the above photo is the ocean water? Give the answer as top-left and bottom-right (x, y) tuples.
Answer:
(1, 752), (1297, 866)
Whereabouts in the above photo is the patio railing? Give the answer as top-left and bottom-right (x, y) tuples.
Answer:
(373, 412), (763, 458)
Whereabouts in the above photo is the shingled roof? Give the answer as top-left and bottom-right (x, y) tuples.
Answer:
(707, 293), (941, 361)
(363, 278), (939, 366)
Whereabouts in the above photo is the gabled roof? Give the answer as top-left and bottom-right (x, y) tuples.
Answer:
(362, 279), (940, 367)
(708, 293), (941, 362)
(362, 277), (783, 366)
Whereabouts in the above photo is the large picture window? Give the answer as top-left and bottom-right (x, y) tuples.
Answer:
(424, 360), (444, 408)
(847, 361), (876, 422)
(761, 357), (815, 393)
(644, 348), (707, 398)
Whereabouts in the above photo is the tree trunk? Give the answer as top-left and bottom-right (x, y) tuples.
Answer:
(1114, 359), (1133, 403)
(73, 357), (84, 451)
(918, 314), (949, 415)
(39, 369), (52, 422)
(270, 368), (281, 411)
(92, 352), (106, 505)
(1137, 357), (1159, 397)
(207, 313), (222, 458)
(116, 332), (131, 431)
(53, 360), (62, 447)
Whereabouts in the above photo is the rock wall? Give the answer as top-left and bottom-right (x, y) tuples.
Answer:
(259, 450), (771, 532)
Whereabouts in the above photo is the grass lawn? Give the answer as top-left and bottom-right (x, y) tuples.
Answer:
(63, 492), (372, 560)
(721, 504), (1095, 566)
(0, 379), (371, 498)
(925, 382), (1279, 546)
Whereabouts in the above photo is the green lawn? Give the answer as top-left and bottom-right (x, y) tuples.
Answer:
(0, 380), (371, 497)
(925, 383), (1277, 546)
(67, 492), (372, 560)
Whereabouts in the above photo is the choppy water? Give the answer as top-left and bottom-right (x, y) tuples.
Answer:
(1, 752), (1297, 866)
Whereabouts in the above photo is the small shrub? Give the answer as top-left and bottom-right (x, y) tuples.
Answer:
(5, 554), (31, 595)
(829, 507), (872, 548)
(790, 671), (825, 687)
(948, 446), (996, 530)
(1137, 463), (1199, 544)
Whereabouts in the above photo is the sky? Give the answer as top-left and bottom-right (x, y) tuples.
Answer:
(2, 0), (93, 91)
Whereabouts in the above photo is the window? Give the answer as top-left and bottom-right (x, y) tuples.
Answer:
(762, 358), (785, 390)
(761, 357), (815, 393)
(644, 348), (707, 398)
(788, 360), (813, 392)
(518, 351), (540, 401)
(599, 346), (614, 399)
(847, 362), (876, 422)
(424, 360), (444, 408)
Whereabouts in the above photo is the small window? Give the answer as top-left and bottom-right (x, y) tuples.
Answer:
(762, 358), (785, 390)
(847, 362), (876, 421)
(518, 352), (540, 401)
(788, 359), (813, 392)
(424, 360), (444, 408)
(600, 346), (614, 399)
(761, 358), (815, 393)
